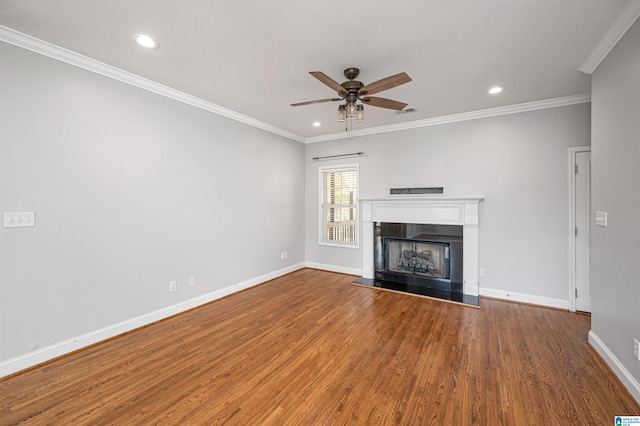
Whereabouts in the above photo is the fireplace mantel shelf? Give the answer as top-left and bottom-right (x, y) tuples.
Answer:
(360, 196), (484, 297)
(360, 196), (485, 203)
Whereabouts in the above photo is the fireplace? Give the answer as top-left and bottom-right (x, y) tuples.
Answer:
(360, 196), (483, 298)
(375, 223), (463, 292)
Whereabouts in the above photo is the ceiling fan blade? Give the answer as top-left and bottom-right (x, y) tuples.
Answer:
(361, 97), (408, 111)
(291, 98), (342, 107)
(359, 72), (412, 96)
(309, 71), (347, 94)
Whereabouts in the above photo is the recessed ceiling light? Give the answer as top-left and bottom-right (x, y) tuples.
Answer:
(488, 86), (503, 95)
(132, 34), (159, 50)
(312, 121), (322, 127)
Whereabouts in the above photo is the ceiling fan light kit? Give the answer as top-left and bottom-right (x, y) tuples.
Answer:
(356, 104), (364, 122)
(347, 102), (357, 117)
(292, 67), (411, 123)
(337, 105), (346, 122)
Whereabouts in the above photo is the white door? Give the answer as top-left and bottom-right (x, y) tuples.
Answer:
(575, 151), (591, 312)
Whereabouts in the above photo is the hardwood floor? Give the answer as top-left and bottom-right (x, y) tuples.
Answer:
(1, 268), (638, 425)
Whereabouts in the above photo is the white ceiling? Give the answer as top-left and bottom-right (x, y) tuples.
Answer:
(0, 0), (632, 140)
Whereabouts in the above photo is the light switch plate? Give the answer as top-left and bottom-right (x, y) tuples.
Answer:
(595, 211), (608, 227)
(4, 212), (36, 228)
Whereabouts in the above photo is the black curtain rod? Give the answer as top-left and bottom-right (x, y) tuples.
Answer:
(312, 152), (365, 161)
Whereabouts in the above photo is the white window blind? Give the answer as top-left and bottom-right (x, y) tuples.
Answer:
(319, 164), (358, 246)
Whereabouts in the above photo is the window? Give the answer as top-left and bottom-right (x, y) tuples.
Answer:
(319, 164), (359, 247)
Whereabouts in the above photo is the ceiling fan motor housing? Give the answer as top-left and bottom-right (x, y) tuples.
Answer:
(341, 80), (364, 100)
(341, 68), (364, 100)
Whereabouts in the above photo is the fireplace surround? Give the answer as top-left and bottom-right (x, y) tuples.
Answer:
(360, 196), (484, 298)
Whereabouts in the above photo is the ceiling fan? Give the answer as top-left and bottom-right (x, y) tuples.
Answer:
(291, 67), (412, 122)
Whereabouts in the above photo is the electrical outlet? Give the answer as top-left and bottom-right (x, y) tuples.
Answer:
(634, 339), (640, 362)
(169, 280), (177, 293)
(479, 268), (486, 277)
(284, 251), (288, 259)
(189, 276), (195, 287)
(4, 212), (35, 228)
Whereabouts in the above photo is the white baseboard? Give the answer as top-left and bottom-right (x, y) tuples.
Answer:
(304, 262), (362, 276)
(0, 263), (305, 378)
(479, 287), (570, 310)
(589, 330), (640, 404)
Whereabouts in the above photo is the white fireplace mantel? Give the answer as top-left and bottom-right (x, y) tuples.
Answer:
(360, 196), (484, 296)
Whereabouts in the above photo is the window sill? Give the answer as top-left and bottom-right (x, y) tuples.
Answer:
(319, 241), (360, 249)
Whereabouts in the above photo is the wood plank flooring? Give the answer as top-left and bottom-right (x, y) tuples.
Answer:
(1, 268), (638, 425)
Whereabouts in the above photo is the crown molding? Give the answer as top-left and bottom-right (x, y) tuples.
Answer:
(0, 26), (306, 143)
(579, 0), (640, 74)
(304, 94), (592, 144)
(0, 25), (593, 146)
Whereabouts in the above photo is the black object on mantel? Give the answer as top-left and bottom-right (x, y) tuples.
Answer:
(390, 187), (444, 195)
(353, 277), (480, 307)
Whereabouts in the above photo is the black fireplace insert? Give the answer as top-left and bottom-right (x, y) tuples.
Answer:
(374, 222), (463, 292)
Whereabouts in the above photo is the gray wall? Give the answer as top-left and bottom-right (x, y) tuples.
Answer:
(305, 104), (591, 304)
(0, 42), (305, 362)
(591, 18), (640, 390)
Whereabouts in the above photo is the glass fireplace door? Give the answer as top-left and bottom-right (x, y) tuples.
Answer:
(385, 239), (450, 279)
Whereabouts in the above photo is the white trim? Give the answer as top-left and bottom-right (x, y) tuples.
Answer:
(0, 25), (305, 144)
(464, 281), (479, 295)
(568, 146), (591, 312)
(305, 95), (592, 144)
(588, 330), (640, 404)
(304, 262), (362, 276)
(318, 163), (360, 248)
(479, 287), (570, 310)
(0, 25), (595, 146)
(360, 196), (485, 203)
(579, 0), (640, 74)
(318, 241), (359, 249)
(0, 263), (305, 378)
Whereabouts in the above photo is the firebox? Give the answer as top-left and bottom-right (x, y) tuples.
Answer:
(374, 223), (463, 292)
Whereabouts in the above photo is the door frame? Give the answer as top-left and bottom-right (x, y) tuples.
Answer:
(568, 146), (591, 312)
